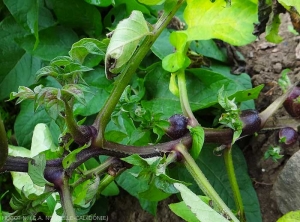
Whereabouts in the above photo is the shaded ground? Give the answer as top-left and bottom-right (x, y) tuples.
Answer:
(107, 13), (300, 222)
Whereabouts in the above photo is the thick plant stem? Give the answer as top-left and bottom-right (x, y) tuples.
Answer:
(93, 0), (185, 146)
(176, 144), (239, 222)
(0, 114), (8, 169)
(224, 146), (245, 222)
(59, 176), (77, 222)
(177, 70), (198, 126)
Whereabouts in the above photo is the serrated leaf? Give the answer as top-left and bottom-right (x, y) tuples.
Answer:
(189, 125), (205, 159)
(184, 0), (258, 45)
(173, 183), (230, 222)
(105, 10), (151, 78)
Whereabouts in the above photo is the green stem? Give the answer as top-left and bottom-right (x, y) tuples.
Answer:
(176, 144), (239, 222)
(59, 176), (77, 222)
(70, 157), (116, 188)
(0, 113), (8, 169)
(93, 0), (185, 146)
(177, 69), (198, 126)
(64, 100), (80, 138)
(224, 146), (245, 222)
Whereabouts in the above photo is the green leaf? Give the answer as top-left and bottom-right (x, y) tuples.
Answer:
(190, 40), (227, 62)
(101, 181), (120, 196)
(30, 123), (58, 158)
(62, 146), (87, 169)
(278, 0), (300, 11)
(85, 0), (112, 7)
(139, 182), (171, 202)
(189, 126), (205, 159)
(0, 16), (26, 85)
(277, 211), (300, 222)
(171, 144), (262, 222)
(172, 183), (230, 222)
(15, 100), (60, 148)
(73, 68), (111, 116)
(8, 145), (45, 197)
(105, 10), (151, 77)
(52, 0), (102, 36)
(218, 87), (243, 144)
(162, 31), (190, 72)
(143, 64), (251, 119)
(184, 0), (258, 45)
(229, 85), (264, 104)
(8, 86), (35, 104)
(138, 0), (165, 5)
(28, 154), (48, 187)
(0, 53), (42, 100)
(104, 130), (128, 143)
(121, 154), (152, 168)
(265, 13), (283, 43)
(169, 200), (199, 222)
(69, 38), (106, 67)
(4, 0), (39, 48)
(151, 29), (173, 59)
(17, 26), (78, 61)
(278, 69), (292, 93)
(116, 166), (150, 197)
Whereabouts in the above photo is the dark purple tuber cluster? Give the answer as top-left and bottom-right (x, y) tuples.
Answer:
(278, 127), (299, 147)
(166, 114), (189, 139)
(283, 86), (300, 118)
(240, 109), (262, 136)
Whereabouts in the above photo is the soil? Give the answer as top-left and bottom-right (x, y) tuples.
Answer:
(107, 13), (300, 222)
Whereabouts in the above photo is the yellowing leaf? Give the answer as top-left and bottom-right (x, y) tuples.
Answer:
(105, 10), (151, 78)
(184, 0), (258, 46)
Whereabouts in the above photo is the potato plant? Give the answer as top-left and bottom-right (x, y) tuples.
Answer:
(0, 0), (300, 221)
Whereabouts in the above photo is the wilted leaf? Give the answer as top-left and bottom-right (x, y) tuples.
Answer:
(105, 10), (151, 78)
